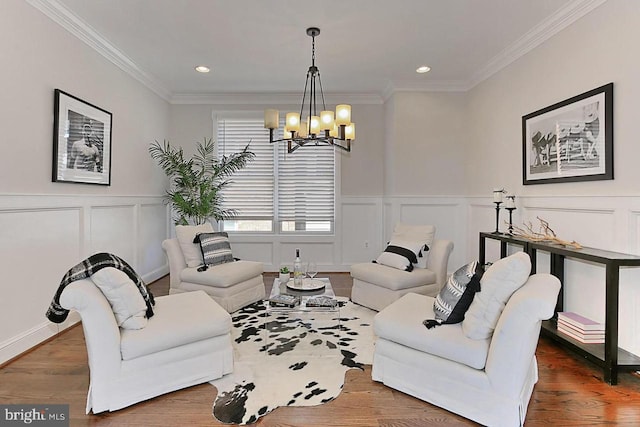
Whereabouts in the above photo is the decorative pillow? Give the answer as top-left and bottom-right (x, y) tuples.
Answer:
(462, 252), (531, 340)
(392, 223), (435, 269)
(195, 232), (234, 266)
(175, 223), (214, 267)
(432, 261), (483, 324)
(374, 239), (424, 272)
(91, 267), (148, 330)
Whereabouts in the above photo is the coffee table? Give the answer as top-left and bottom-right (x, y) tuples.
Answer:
(265, 277), (340, 356)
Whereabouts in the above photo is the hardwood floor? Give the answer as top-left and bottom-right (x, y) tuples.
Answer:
(2, 273), (640, 426)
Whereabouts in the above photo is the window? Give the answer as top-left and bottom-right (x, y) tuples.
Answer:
(216, 114), (335, 233)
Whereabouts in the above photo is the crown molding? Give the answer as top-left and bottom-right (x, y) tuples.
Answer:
(26, 0), (172, 102)
(381, 80), (469, 102)
(170, 92), (383, 105)
(467, 0), (608, 90)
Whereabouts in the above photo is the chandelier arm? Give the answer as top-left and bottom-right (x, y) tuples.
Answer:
(310, 72), (316, 131)
(299, 71), (311, 119)
(334, 140), (350, 152)
(317, 72), (327, 111)
(311, 72), (315, 119)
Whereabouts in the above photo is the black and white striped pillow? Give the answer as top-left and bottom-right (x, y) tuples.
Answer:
(373, 239), (424, 272)
(194, 232), (234, 267)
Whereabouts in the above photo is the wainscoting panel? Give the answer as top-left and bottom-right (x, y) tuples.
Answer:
(280, 242), (335, 267)
(0, 194), (169, 364)
(232, 242), (274, 267)
(521, 204), (615, 250)
(388, 197), (468, 269)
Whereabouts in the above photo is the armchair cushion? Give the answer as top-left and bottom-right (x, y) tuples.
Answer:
(195, 232), (234, 266)
(375, 293), (491, 370)
(392, 223), (435, 268)
(180, 260), (264, 288)
(175, 223), (214, 267)
(351, 261), (436, 291)
(91, 267), (148, 330)
(120, 291), (231, 360)
(462, 252), (531, 340)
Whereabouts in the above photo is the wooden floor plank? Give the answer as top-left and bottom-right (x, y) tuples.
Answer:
(2, 273), (640, 426)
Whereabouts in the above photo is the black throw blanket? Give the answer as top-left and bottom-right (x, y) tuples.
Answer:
(46, 252), (155, 323)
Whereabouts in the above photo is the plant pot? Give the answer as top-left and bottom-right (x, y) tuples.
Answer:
(279, 273), (290, 283)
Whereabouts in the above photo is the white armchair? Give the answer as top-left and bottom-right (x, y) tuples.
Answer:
(351, 236), (454, 311)
(59, 279), (233, 413)
(372, 273), (561, 426)
(162, 238), (265, 313)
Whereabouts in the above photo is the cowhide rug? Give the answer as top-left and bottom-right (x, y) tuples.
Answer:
(210, 297), (376, 424)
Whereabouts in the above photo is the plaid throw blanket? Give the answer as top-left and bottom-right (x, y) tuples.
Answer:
(46, 253), (155, 323)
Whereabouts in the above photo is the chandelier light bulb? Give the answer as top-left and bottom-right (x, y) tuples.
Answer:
(336, 104), (351, 126)
(320, 111), (335, 130)
(310, 116), (321, 135)
(345, 123), (355, 140)
(264, 109), (279, 129)
(285, 113), (300, 132)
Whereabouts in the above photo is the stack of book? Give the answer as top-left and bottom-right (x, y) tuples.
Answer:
(557, 312), (604, 344)
(268, 294), (301, 308)
(306, 296), (338, 308)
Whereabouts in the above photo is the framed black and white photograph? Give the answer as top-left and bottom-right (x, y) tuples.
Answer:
(53, 89), (112, 185)
(522, 83), (613, 185)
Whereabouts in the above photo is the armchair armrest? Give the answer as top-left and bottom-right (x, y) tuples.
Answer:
(162, 238), (187, 288)
(59, 279), (122, 380)
(426, 239), (454, 289)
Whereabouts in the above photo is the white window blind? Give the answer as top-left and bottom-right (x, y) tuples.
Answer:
(216, 115), (335, 233)
(277, 142), (335, 230)
(217, 118), (274, 223)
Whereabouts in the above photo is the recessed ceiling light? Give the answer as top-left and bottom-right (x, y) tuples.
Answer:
(416, 65), (431, 74)
(195, 65), (210, 73)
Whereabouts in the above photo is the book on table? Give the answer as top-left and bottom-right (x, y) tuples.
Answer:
(557, 312), (604, 331)
(557, 324), (604, 344)
(268, 294), (301, 308)
(558, 320), (604, 337)
(305, 296), (338, 308)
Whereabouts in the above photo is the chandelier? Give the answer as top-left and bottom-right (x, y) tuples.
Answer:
(264, 27), (355, 154)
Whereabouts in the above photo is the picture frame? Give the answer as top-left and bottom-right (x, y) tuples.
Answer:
(522, 83), (613, 185)
(53, 89), (112, 185)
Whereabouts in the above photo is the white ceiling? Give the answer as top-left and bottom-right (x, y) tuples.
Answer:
(39, 0), (603, 99)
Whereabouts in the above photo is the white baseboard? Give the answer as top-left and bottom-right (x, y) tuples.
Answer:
(0, 311), (80, 364)
(143, 264), (169, 284)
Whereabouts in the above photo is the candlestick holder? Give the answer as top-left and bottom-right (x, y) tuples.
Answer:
(493, 201), (502, 234)
(506, 207), (516, 235)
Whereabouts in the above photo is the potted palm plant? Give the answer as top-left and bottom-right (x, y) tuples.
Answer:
(149, 138), (254, 225)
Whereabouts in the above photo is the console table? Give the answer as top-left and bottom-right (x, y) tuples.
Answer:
(479, 231), (640, 385)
